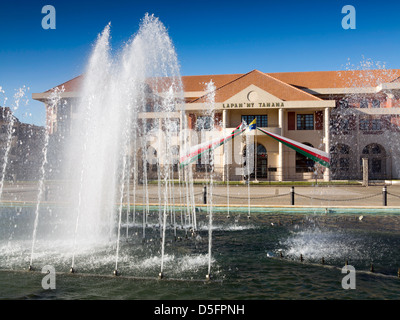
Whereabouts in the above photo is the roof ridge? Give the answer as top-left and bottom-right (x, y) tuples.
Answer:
(262, 71), (323, 101)
(181, 72), (244, 78)
(189, 70), (255, 103)
(45, 74), (83, 92)
(190, 69), (322, 103)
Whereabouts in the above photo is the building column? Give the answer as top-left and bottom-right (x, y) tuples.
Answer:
(323, 107), (330, 181)
(278, 108), (284, 181)
(179, 110), (184, 131)
(222, 109), (227, 181)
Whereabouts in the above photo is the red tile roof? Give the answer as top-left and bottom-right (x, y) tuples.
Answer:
(45, 69), (400, 99)
(269, 69), (400, 89)
(45, 75), (83, 93)
(192, 70), (322, 102)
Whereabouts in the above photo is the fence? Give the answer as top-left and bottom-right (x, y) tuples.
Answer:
(129, 185), (400, 207)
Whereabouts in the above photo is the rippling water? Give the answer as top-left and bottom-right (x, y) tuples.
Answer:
(1, 207), (400, 300)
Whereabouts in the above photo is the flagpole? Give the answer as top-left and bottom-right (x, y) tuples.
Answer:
(255, 125), (258, 182)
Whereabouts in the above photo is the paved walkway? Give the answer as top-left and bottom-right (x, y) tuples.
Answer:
(1, 181), (400, 208)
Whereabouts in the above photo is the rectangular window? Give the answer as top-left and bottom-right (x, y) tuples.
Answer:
(340, 119), (350, 131)
(359, 117), (369, 131)
(359, 116), (382, 131)
(297, 114), (314, 130)
(372, 99), (380, 108)
(360, 99), (368, 108)
(371, 119), (382, 131)
(241, 115), (268, 127)
(330, 116), (351, 135)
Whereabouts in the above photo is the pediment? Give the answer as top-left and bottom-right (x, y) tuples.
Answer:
(224, 84), (282, 104)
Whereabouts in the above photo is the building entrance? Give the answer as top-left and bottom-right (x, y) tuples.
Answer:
(243, 143), (268, 180)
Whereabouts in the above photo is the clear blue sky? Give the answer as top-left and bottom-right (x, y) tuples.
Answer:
(1, 0), (400, 126)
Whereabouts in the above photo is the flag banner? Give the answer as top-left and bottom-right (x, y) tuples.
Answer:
(248, 118), (256, 131)
(257, 127), (330, 168)
(179, 123), (246, 168)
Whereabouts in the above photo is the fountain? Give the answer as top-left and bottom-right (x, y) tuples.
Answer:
(0, 14), (219, 282)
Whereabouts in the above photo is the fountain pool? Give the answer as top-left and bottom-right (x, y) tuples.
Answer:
(1, 204), (400, 299)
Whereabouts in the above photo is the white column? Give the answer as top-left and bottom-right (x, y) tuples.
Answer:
(222, 109), (227, 181)
(179, 110), (184, 131)
(278, 108), (284, 181)
(324, 107), (330, 182)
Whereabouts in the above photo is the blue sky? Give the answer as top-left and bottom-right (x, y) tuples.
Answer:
(1, 0), (400, 126)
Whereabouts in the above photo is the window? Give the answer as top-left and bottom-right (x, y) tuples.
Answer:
(372, 99), (380, 108)
(241, 115), (268, 127)
(339, 144), (350, 154)
(371, 119), (382, 131)
(371, 144), (382, 154)
(330, 117), (350, 134)
(196, 116), (213, 131)
(359, 117), (369, 131)
(297, 114), (314, 130)
(359, 116), (382, 131)
(360, 99), (368, 108)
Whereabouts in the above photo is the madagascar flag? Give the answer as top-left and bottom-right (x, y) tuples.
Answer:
(257, 127), (330, 168)
(179, 122), (246, 168)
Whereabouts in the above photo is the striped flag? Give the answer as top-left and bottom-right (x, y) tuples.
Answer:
(257, 127), (330, 168)
(179, 122), (246, 168)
